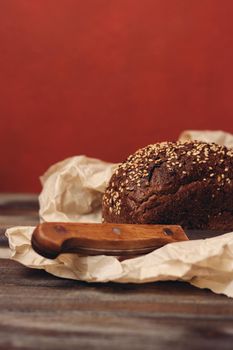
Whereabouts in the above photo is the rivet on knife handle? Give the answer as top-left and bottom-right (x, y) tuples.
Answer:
(31, 222), (189, 259)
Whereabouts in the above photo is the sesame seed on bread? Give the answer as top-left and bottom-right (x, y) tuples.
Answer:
(102, 141), (233, 229)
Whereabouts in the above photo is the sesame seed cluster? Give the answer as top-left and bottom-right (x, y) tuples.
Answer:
(102, 141), (233, 218)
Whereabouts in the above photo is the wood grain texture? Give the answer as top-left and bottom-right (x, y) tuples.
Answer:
(0, 259), (233, 350)
(0, 193), (39, 245)
(0, 194), (233, 349)
(32, 222), (187, 258)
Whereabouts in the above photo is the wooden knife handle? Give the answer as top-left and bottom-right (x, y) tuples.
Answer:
(31, 222), (188, 259)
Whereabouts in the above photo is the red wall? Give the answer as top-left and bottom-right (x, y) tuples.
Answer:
(1, 0), (233, 192)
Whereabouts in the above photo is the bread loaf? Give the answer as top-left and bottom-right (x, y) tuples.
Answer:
(102, 141), (233, 229)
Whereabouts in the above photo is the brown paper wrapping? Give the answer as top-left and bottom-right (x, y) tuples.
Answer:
(5, 130), (233, 297)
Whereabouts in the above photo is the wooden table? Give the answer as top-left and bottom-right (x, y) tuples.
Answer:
(0, 194), (233, 350)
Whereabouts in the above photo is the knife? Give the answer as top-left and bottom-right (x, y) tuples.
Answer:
(31, 222), (188, 259)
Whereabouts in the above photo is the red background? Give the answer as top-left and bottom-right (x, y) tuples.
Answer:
(1, 0), (233, 193)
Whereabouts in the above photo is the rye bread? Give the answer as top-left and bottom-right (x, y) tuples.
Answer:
(102, 141), (233, 229)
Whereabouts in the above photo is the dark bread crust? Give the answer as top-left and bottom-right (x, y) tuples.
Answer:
(102, 141), (233, 229)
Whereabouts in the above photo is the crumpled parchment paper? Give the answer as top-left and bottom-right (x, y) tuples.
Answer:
(39, 155), (118, 223)
(179, 129), (233, 148)
(5, 130), (233, 298)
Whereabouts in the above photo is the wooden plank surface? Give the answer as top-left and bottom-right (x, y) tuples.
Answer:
(0, 194), (233, 350)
